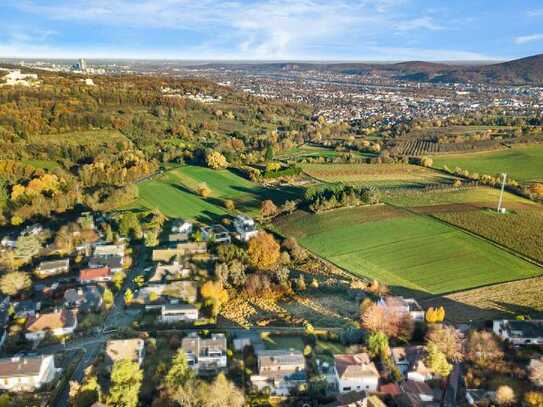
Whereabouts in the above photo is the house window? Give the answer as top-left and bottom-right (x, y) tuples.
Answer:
(343, 387), (351, 392)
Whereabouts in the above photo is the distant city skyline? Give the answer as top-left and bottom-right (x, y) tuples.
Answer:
(1, 0), (543, 61)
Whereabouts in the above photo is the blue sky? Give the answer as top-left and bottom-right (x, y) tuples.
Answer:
(1, 0), (543, 61)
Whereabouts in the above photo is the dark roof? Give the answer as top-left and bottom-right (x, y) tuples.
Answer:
(89, 255), (123, 269)
(402, 380), (433, 396)
(0, 356), (50, 378)
(508, 320), (543, 338)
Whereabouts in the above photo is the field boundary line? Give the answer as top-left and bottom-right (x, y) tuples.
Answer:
(385, 203), (543, 298)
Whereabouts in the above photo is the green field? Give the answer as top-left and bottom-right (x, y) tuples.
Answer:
(302, 163), (450, 187)
(275, 205), (542, 297)
(135, 165), (301, 220)
(433, 144), (543, 183)
(385, 186), (534, 207)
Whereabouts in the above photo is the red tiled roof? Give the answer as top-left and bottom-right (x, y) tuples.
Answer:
(26, 309), (76, 332)
(80, 267), (111, 281)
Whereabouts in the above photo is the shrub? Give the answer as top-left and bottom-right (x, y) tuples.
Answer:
(197, 183), (212, 198)
(206, 151), (228, 169)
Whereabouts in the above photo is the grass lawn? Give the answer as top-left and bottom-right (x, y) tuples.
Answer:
(432, 144), (543, 183)
(275, 205), (543, 297)
(316, 340), (347, 354)
(262, 334), (305, 351)
(22, 159), (60, 170)
(135, 165), (302, 220)
(302, 163), (451, 188)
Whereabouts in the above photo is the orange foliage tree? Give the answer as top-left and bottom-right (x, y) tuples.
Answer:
(247, 232), (280, 271)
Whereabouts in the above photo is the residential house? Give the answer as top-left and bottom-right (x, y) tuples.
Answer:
(88, 256), (123, 273)
(391, 346), (433, 382)
(251, 349), (307, 396)
(25, 309), (78, 341)
(93, 244), (125, 257)
(1, 235), (17, 249)
(401, 380), (434, 403)
(80, 267), (112, 283)
(181, 333), (227, 375)
(334, 353), (379, 394)
(493, 320), (543, 345)
(149, 261), (191, 283)
(152, 242), (207, 262)
(22, 224), (43, 236)
(14, 300), (40, 318)
(64, 286), (103, 311)
(35, 259), (70, 278)
(159, 304), (198, 323)
(89, 244), (124, 272)
(136, 281), (197, 307)
(105, 338), (145, 367)
(0, 355), (57, 391)
(379, 297), (425, 321)
(202, 225), (231, 243)
(171, 220), (193, 234)
(168, 233), (189, 243)
(233, 215), (258, 242)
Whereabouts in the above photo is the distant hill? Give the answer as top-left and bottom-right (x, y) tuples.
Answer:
(198, 54), (543, 85)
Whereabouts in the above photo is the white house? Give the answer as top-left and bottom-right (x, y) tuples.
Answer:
(250, 349), (307, 396)
(334, 353), (379, 394)
(25, 309), (78, 341)
(35, 259), (70, 278)
(391, 346), (434, 382)
(201, 225), (231, 243)
(233, 215), (258, 242)
(182, 333), (227, 375)
(171, 220), (193, 234)
(0, 355), (58, 391)
(493, 320), (543, 346)
(159, 304), (198, 323)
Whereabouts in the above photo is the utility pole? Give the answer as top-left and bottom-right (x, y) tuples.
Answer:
(497, 173), (507, 213)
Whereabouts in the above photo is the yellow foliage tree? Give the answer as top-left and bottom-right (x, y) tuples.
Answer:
(247, 232), (280, 271)
(265, 162), (281, 172)
(197, 183), (211, 198)
(206, 151), (228, 169)
(426, 306), (445, 323)
(530, 183), (543, 196)
(201, 281), (229, 316)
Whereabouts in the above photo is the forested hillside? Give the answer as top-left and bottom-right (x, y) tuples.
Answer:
(0, 69), (312, 224)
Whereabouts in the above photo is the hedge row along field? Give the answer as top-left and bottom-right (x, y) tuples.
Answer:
(275, 205), (542, 297)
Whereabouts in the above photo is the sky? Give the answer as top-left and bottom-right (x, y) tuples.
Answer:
(1, 0), (543, 61)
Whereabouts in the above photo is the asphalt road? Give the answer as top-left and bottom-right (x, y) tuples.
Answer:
(49, 245), (148, 407)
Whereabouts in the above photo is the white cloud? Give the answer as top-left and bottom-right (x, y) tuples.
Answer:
(393, 17), (444, 31)
(2, 0), (453, 59)
(365, 46), (494, 61)
(513, 33), (543, 45)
